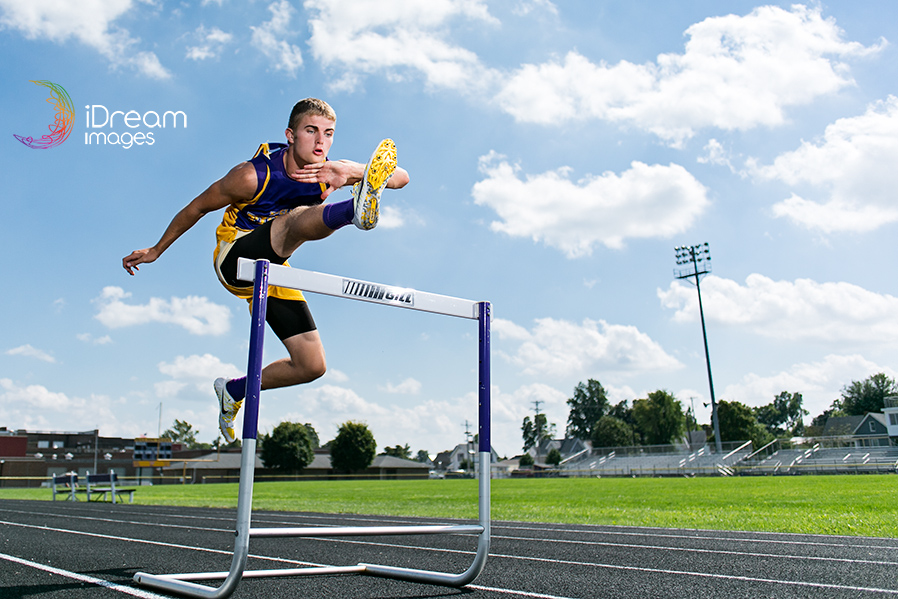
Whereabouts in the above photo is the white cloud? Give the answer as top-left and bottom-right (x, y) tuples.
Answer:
(494, 5), (882, 144)
(748, 96), (898, 232)
(380, 378), (422, 394)
(186, 25), (232, 60)
(77, 333), (113, 345)
(6, 344), (55, 363)
(94, 287), (232, 336)
(697, 138), (735, 171)
(0, 378), (119, 432)
(659, 274), (898, 345)
(0, 378), (146, 438)
(0, 378), (75, 414)
(494, 316), (682, 378)
(472, 152), (709, 256)
(0, 0), (171, 79)
(721, 354), (898, 419)
(305, 0), (499, 93)
(378, 205), (404, 229)
(250, 0), (303, 76)
(156, 354), (242, 398)
(512, 0), (557, 17)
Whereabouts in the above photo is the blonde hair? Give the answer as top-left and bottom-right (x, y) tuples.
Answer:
(288, 98), (336, 130)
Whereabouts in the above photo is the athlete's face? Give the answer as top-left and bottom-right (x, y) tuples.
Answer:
(286, 114), (334, 166)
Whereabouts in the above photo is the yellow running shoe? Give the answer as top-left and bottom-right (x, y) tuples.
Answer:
(352, 138), (397, 230)
(214, 377), (243, 444)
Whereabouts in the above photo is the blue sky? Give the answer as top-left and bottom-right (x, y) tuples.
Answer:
(2, 0), (898, 458)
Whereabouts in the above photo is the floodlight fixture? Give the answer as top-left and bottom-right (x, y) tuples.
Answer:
(672, 242), (722, 453)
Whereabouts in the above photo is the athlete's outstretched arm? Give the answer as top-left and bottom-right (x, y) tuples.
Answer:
(122, 163), (257, 275)
(289, 160), (410, 200)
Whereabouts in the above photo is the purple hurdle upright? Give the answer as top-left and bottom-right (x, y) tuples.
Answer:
(134, 258), (492, 598)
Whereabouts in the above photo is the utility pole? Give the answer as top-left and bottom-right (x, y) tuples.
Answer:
(532, 400), (543, 465)
(674, 243), (722, 453)
(463, 420), (474, 475)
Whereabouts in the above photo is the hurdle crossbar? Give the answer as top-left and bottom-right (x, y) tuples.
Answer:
(134, 258), (491, 598)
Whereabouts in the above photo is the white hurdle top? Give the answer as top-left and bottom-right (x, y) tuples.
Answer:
(236, 258), (481, 320)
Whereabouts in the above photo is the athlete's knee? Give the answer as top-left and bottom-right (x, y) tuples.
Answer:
(289, 349), (325, 384)
(303, 353), (327, 383)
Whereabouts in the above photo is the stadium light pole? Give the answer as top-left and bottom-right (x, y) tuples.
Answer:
(674, 243), (722, 453)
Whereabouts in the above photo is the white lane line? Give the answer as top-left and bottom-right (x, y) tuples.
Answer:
(494, 523), (898, 550)
(5, 507), (895, 571)
(5, 509), (894, 569)
(4, 519), (897, 597)
(307, 537), (898, 595)
(490, 534), (898, 566)
(484, 550), (898, 596)
(0, 520), (321, 567)
(0, 521), (576, 599)
(466, 584), (578, 599)
(0, 552), (169, 599)
(7, 506), (895, 552)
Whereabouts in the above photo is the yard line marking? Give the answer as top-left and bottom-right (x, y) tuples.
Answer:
(0, 552), (169, 599)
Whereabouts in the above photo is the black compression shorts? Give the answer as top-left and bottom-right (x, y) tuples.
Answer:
(218, 220), (317, 341)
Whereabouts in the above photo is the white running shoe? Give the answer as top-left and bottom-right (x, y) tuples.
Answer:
(352, 138), (397, 230)
(215, 377), (243, 444)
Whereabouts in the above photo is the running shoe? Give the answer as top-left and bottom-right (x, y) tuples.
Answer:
(215, 377), (243, 444)
(352, 138), (397, 230)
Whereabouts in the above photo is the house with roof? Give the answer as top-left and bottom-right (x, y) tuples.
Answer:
(527, 438), (591, 466)
(822, 413), (891, 447)
(430, 443), (499, 475)
(884, 396), (898, 439)
(164, 450), (431, 482)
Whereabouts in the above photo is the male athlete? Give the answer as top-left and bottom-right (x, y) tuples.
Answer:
(123, 98), (409, 443)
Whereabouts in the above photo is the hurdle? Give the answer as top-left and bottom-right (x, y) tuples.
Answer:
(134, 258), (492, 598)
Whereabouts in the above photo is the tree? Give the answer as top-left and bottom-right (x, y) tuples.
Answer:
(566, 379), (609, 440)
(382, 444), (411, 459)
(260, 421), (314, 472)
(632, 390), (685, 445)
(519, 453), (534, 468)
(330, 421), (377, 474)
(546, 447), (562, 467)
(717, 400), (772, 448)
(303, 423), (320, 449)
(522, 413), (555, 452)
(163, 419), (211, 449)
(591, 415), (634, 448)
(608, 400), (641, 445)
(415, 449), (431, 463)
(837, 373), (898, 416)
(754, 391), (808, 437)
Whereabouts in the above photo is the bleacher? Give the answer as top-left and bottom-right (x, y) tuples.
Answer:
(561, 441), (754, 477)
(744, 444), (898, 475)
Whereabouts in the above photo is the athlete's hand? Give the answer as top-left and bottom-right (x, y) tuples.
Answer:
(122, 247), (159, 275)
(288, 160), (362, 200)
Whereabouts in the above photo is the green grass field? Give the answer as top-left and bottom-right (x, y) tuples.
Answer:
(2, 475), (896, 538)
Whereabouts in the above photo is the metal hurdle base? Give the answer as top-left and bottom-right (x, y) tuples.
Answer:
(134, 259), (492, 598)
